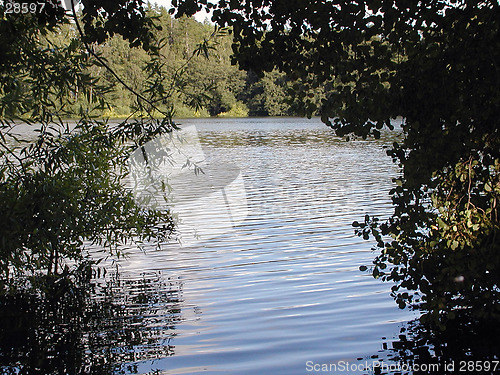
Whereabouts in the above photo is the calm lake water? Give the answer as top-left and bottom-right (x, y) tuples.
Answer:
(6, 117), (498, 374)
(96, 117), (416, 374)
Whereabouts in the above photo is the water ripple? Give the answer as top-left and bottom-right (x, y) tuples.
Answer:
(90, 118), (414, 375)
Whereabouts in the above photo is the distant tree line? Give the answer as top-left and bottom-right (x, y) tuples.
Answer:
(55, 4), (318, 118)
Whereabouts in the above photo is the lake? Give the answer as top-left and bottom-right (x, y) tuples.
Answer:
(95, 117), (416, 374)
(7, 117), (497, 374)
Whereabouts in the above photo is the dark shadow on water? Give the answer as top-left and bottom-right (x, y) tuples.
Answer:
(0, 271), (183, 375)
(359, 316), (500, 375)
(4, 269), (499, 375)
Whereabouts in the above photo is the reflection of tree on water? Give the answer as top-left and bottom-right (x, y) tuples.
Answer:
(360, 316), (500, 375)
(0, 271), (184, 375)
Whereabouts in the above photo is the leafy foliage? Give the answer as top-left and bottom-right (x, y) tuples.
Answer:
(79, 0), (157, 49)
(174, 0), (500, 325)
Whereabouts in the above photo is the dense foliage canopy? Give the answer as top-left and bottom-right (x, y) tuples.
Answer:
(174, 0), (500, 325)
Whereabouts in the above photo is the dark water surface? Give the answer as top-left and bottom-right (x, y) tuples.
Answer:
(4, 118), (497, 374)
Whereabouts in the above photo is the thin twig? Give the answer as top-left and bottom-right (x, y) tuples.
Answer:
(467, 156), (473, 210)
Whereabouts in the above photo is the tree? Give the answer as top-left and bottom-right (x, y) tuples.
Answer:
(239, 69), (294, 116)
(173, 0), (500, 325)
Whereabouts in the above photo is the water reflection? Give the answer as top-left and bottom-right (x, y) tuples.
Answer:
(0, 272), (184, 375)
(360, 317), (500, 375)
